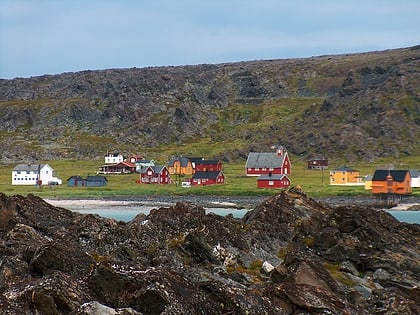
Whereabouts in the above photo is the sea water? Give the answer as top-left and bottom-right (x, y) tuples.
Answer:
(46, 200), (419, 224)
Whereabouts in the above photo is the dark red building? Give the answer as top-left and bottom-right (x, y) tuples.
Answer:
(194, 159), (222, 172)
(257, 174), (291, 189)
(140, 165), (171, 184)
(191, 171), (225, 186)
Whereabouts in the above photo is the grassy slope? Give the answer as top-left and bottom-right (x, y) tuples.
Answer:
(1, 156), (418, 199)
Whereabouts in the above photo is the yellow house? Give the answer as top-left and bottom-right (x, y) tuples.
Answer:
(329, 165), (363, 185)
(167, 156), (195, 175)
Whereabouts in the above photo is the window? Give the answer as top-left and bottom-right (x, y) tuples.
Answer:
(269, 181), (274, 186)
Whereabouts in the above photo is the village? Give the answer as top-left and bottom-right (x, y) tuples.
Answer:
(10, 144), (420, 198)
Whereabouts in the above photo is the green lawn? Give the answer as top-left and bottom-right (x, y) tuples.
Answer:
(0, 156), (418, 199)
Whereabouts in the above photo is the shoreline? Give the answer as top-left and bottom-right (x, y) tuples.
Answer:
(44, 195), (420, 212)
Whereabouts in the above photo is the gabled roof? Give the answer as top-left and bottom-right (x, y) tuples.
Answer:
(372, 170), (410, 182)
(257, 174), (290, 181)
(67, 175), (84, 181)
(13, 164), (51, 171)
(140, 165), (167, 174)
(331, 165), (357, 172)
(168, 156), (192, 167)
(192, 171), (222, 180)
(86, 175), (107, 182)
(195, 159), (220, 165)
(245, 152), (286, 168)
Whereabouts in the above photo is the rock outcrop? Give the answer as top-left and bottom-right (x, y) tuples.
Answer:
(1, 189), (419, 314)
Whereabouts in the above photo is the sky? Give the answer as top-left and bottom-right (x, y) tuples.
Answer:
(1, 0), (419, 79)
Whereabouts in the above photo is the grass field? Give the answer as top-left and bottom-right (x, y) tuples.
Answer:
(1, 155), (418, 199)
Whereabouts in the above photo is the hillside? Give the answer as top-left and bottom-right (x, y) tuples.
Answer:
(0, 46), (419, 163)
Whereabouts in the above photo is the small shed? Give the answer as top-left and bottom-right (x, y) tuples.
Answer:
(67, 175), (85, 187)
(257, 174), (291, 189)
(85, 175), (107, 187)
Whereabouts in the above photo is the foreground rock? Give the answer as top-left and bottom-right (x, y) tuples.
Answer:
(0, 188), (419, 314)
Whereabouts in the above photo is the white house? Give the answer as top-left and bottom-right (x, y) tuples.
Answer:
(409, 170), (420, 188)
(105, 152), (124, 164)
(12, 164), (62, 186)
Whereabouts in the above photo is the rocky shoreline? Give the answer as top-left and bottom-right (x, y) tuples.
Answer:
(1, 189), (419, 314)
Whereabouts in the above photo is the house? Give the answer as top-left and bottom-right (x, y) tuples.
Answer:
(67, 175), (107, 187)
(105, 152), (124, 164)
(329, 165), (363, 185)
(168, 156), (196, 175)
(194, 159), (223, 172)
(307, 156), (328, 170)
(371, 170), (412, 195)
(140, 165), (171, 184)
(245, 145), (291, 176)
(191, 171), (225, 186)
(409, 170), (420, 188)
(12, 163), (62, 186)
(97, 161), (136, 174)
(364, 175), (373, 190)
(257, 173), (291, 189)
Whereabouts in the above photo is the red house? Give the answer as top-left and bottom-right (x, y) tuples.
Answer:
(245, 145), (291, 176)
(194, 159), (222, 172)
(257, 174), (291, 189)
(307, 156), (328, 170)
(140, 165), (171, 184)
(191, 171), (225, 186)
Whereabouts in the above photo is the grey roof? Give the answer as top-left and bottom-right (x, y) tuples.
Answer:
(331, 165), (357, 172)
(192, 171), (222, 180)
(168, 156), (192, 167)
(86, 175), (107, 182)
(12, 164), (49, 171)
(195, 159), (220, 165)
(245, 152), (286, 169)
(409, 170), (420, 178)
(140, 165), (166, 174)
(257, 174), (289, 181)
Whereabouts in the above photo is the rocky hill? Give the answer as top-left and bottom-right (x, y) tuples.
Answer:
(0, 46), (419, 162)
(0, 189), (419, 314)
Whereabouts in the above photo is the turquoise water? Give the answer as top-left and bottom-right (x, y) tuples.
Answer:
(69, 205), (419, 224)
(387, 211), (420, 224)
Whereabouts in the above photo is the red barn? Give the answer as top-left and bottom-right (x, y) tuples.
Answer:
(140, 165), (171, 184)
(191, 171), (225, 186)
(245, 145), (291, 176)
(257, 174), (291, 189)
(194, 159), (222, 172)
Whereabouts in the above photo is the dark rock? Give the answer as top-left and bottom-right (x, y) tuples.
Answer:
(0, 190), (419, 314)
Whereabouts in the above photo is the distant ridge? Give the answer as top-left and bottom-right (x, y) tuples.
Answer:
(0, 46), (419, 163)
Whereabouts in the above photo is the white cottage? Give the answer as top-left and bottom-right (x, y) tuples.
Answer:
(12, 164), (62, 186)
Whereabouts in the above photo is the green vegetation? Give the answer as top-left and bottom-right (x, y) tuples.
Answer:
(1, 155), (418, 199)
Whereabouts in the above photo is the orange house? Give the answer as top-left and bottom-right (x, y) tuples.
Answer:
(371, 170), (412, 195)
(329, 166), (362, 185)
